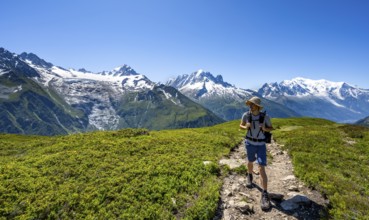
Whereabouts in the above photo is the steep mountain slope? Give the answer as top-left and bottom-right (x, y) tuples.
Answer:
(258, 77), (369, 123)
(0, 49), (88, 135)
(355, 115), (369, 127)
(1, 48), (224, 135)
(117, 84), (224, 129)
(166, 70), (300, 120)
(30, 64), (154, 130)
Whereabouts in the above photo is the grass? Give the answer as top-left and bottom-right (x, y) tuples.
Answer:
(0, 122), (244, 219)
(1, 117), (369, 219)
(272, 117), (369, 219)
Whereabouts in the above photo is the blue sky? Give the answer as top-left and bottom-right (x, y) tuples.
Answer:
(1, 0), (369, 89)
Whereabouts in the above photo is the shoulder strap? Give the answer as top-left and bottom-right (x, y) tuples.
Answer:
(246, 111), (253, 137)
(247, 111), (252, 123)
(256, 111), (266, 138)
(259, 111), (266, 124)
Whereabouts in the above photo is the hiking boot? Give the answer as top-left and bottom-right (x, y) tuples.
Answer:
(246, 173), (253, 188)
(261, 191), (271, 211)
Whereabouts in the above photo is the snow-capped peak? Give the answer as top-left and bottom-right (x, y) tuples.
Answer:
(258, 77), (369, 123)
(168, 70), (232, 88)
(258, 77), (369, 102)
(196, 69), (204, 75)
(77, 68), (92, 73)
(166, 69), (251, 99)
(110, 64), (138, 76)
(282, 77), (345, 92)
(18, 52), (53, 69)
(14, 51), (154, 92)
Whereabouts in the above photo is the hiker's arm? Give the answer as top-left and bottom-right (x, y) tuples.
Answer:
(240, 113), (251, 130)
(239, 121), (251, 130)
(261, 125), (273, 132)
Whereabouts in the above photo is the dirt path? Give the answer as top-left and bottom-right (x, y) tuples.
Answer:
(214, 140), (328, 220)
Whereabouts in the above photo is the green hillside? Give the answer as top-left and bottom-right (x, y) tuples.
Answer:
(1, 118), (369, 219)
(117, 85), (224, 130)
(272, 117), (369, 219)
(0, 122), (243, 219)
(0, 72), (87, 135)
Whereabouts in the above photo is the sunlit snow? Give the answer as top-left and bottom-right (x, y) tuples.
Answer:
(22, 61), (154, 130)
(0, 69), (9, 76)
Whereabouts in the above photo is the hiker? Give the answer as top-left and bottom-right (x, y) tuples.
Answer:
(239, 96), (274, 211)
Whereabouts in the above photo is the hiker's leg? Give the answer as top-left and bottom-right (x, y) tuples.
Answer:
(259, 165), (268, 191)
(248, 161), (254, 174)
(245, 140), (257, 174)
(256, 143), (267, 190)
(259, 164), (271, 211)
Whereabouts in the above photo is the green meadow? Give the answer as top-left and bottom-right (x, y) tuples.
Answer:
(0, 122), (243, 219)
(1, 118), (369, 219)
(273, 118), (369, 219)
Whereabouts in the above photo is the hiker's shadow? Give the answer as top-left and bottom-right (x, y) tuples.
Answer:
(252, 183), (326, 220)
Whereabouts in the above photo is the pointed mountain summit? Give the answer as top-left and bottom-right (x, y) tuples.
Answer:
(258, 77), (369, 122)
(98, 64), (139, 77)
(19, 52), (53, 69)
(0, 48), (87, 135)
(77, 68), (92, 73)
(168, 69), (232, 90)
(167, 70), (299, 120)
(259, 77), (348, 98)
(0, 48), (40, 77)
(167, 69), (234, 98)
(1, 48), (224, 135)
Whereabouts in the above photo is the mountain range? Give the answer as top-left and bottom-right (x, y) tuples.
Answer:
(258, 77), (369, 123)
(1, 47), (369, 135)
(166, 70), (300, 120)
(355, 116), (369, 127)
(0, 48), (223, 135)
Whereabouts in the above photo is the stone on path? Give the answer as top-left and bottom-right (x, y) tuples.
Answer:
(219, 159), (244, 169)
(215, 141), (327, 220)
(235, 201), (254, 214)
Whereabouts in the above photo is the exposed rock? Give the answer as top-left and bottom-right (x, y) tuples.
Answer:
(223, 209), (236, 220)
(282, 175), (296, 181)
(235, 201), (254, 214)
(219, 158), (244, 169)
(288, 185), (299, 192)
(214, 141), (328, 220)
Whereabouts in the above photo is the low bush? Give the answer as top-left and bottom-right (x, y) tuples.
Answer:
(272, 118), (369, 218)
(0, 122), (243, 219)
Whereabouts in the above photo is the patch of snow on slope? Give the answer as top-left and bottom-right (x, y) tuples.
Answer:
(323, 97), (345, 108)
(285, 77), (345, 97)
(158, 88), (182, 106)
(89, 104), (120, 130)
(0, 69), (9, 76)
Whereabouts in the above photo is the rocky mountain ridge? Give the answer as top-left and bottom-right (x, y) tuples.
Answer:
(355, 115), (369, 127)
(166, 70), (301, 121)
(258, 77), (369, 122)
(2, 47), (369, 135)
(0, 48), (224, 135)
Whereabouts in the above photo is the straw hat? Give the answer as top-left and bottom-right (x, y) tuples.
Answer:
(245, 96), (263, 109)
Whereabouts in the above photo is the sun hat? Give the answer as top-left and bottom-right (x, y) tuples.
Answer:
(245, 96), (263, 109)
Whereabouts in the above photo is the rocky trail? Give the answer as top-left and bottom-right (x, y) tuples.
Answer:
(214, 140), (329, 220)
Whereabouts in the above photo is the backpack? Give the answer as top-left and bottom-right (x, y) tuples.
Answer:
(247, 111), (272, 143)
